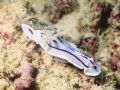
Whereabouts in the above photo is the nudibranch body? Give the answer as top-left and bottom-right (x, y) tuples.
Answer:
(21, 23), (101, 76)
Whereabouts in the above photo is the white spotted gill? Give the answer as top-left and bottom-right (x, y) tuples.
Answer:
(21, 23), (101, 76)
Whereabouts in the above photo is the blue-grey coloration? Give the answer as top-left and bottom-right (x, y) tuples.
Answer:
(21, 23), (101, 76)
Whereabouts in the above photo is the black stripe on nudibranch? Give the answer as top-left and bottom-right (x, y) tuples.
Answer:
(29, 28), (33, 34)
(53, 40), (57, 44)
(68, 47), (75, 51)
(48, 43), (88, 68)
(57, 37), (76, 52)
(63, 40), (76, 51)
(90, 60), (94, 65)
(40, 33), (45, 37)
(81, 55), (88, 59)
(57, 37), (63, 43)
(41, 32), (45, 35)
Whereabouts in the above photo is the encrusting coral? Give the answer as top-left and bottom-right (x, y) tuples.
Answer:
(77, 0), (104, 33)
(111, 55), (120, 72)
(48, 0), (78, 23)
(109, 3), (120, 31)
(13, 61), (35, 90)
(75, 34), (98, 55)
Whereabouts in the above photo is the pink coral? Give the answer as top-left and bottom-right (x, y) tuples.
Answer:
(14, 61), (34, 90)
(84, 37), (95, 46)
(111, 43), (119, 49)
(111, 55), (120, 72)
(77, 37), (98, 55)
(14, 77), (34, 90)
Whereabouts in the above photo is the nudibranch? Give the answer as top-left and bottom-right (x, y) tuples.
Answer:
(21, 23), (101, 76)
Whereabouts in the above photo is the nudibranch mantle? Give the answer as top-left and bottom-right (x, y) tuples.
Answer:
(21, 23), (101, 76)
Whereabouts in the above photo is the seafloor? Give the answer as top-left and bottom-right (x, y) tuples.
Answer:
(0, 0), (120, 90)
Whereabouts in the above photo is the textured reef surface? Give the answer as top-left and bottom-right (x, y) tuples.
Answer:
(0, 0), (120, 90)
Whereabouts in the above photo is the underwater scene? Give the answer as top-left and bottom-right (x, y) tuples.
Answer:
(0, 0), (120, 90)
